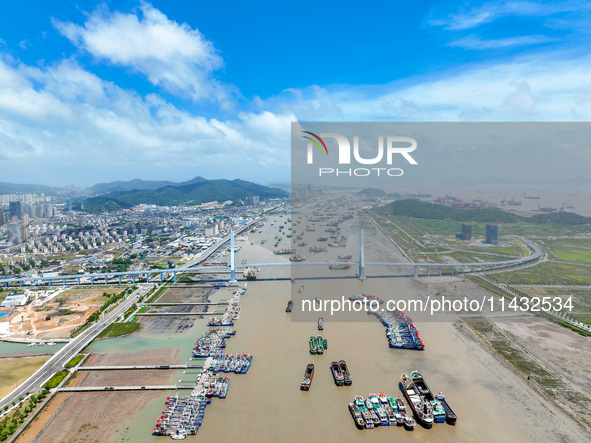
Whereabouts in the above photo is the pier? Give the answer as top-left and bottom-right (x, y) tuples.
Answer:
(78, 364), (203, 371)
(59, 385), (194, 392)
(136, 312), (225, 316)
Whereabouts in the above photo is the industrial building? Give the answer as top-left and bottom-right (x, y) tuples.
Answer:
(1, 292), (29, 308)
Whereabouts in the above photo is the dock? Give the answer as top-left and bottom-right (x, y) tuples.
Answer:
(59, 385), (194, 392)
(78, 364), (203, 371)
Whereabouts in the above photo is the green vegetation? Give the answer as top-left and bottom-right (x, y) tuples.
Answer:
(85, 287), (134, 324)
(0, 391), (48, 440)
(43, 371), (69, 389)
(380, 199), (591, 226)
(97, 322), (141, 338)
(145, 285), (166, 304)
(380, 199), (521, 223)
(490, 262), (591, 286)
(64, 355), (85, 368)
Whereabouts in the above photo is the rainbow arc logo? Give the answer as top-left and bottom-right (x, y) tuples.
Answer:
(302, 131), (328, 155)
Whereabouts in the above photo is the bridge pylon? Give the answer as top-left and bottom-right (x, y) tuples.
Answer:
(229, 230), (237, 283)
(359, 228), (366, 280)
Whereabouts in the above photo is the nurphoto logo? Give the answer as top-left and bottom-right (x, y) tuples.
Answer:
(302, 131), (418, 177)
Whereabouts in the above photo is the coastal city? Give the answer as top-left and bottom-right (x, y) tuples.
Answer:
(0, 182), (590, 442)
(1, 2), (591, 442)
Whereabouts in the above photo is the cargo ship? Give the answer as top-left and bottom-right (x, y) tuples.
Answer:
(400, 373), (433, 428)
(410, 370), (446, 423)
(300, 363), (314, 391)
(329, 260), (351, 270)
(435, 392), (458, 425)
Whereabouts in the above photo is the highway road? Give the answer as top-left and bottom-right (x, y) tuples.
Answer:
(0, 283), (154, 411)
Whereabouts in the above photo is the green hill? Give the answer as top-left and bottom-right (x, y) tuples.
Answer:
(79, 179), (287, 212)
(381, 199), (521, 223)
(378, 199), (591, 226)
(529, 211), (591, 225)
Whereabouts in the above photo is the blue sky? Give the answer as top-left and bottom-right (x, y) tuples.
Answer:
(0, 0), (590, 186)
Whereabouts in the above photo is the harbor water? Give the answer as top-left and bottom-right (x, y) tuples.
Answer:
(110, 215), (586, 442)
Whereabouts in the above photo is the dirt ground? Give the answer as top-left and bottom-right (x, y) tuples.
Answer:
(7, 288), (122, 339)
(19, 348), (180, 443)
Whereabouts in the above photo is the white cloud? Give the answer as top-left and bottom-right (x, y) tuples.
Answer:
(257, 52), (591, 122)
(427, 1), (586, 31)
(449, 35), (555, 49)
(0, 55), (292, 184)
(54, 2), (233, 105)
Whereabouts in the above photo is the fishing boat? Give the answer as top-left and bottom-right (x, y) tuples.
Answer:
(355, 395), (374, 429)
(339, 360), (352, 386)
(317, 317), (324, 330)
(243, 268), (258, 280)
(348, 403), (365, 429)
(369, 394), (389, 426)
(309, 336), (317, 355)
(435, 392), (458, 425)
(300, 363), (314, 391)
(331, 361), (344, 386)
(387, 397), (402, 425)
(411, 370), (446, 423)
(401, 373), (433, 428)
(171, 429), (187, 440)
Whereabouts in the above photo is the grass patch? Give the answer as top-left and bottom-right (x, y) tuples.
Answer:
(0, 357), (50, 399)
(64, 354), (84, 368)
(491, 262), (591, 286)
(97, 322), (141, 338)
(145, 286), (166, 303)
(548, 245), (591, 264)
(43, 371), (69, 389)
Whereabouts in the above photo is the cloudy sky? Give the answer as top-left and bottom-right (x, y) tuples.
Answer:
(0, 0), (590, 186)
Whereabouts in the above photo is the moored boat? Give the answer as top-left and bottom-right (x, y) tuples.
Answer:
(301, 363), (314, 391)
(331, 361), (344, 386)
(411, 370), (446, 423)
(435, 392), (458, 425)
(348, 402), (365, 430)
(317, 317), (324, 330)
(401, 373), (433, 428)
(339, 360), (352, 386)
